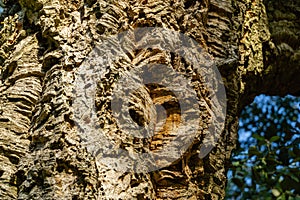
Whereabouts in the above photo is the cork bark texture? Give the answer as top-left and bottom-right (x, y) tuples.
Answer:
(0, 0), (299, 199)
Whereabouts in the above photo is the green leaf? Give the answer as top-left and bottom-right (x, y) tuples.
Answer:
(272, 189), (281, 197)
(253, 133), (265, 141)
(269, 136), (280, 142)
(248, 146), (261, 156)
(278, 193), (286, 200)
(290, 174), (300, 183)
(232, 161), (240, 167)
(261, 157), (267, 165)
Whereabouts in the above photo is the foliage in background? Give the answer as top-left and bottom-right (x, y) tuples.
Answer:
(226, 95), (300, 200)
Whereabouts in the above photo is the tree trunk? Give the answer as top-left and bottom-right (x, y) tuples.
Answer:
(0, 0), (299, 199)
